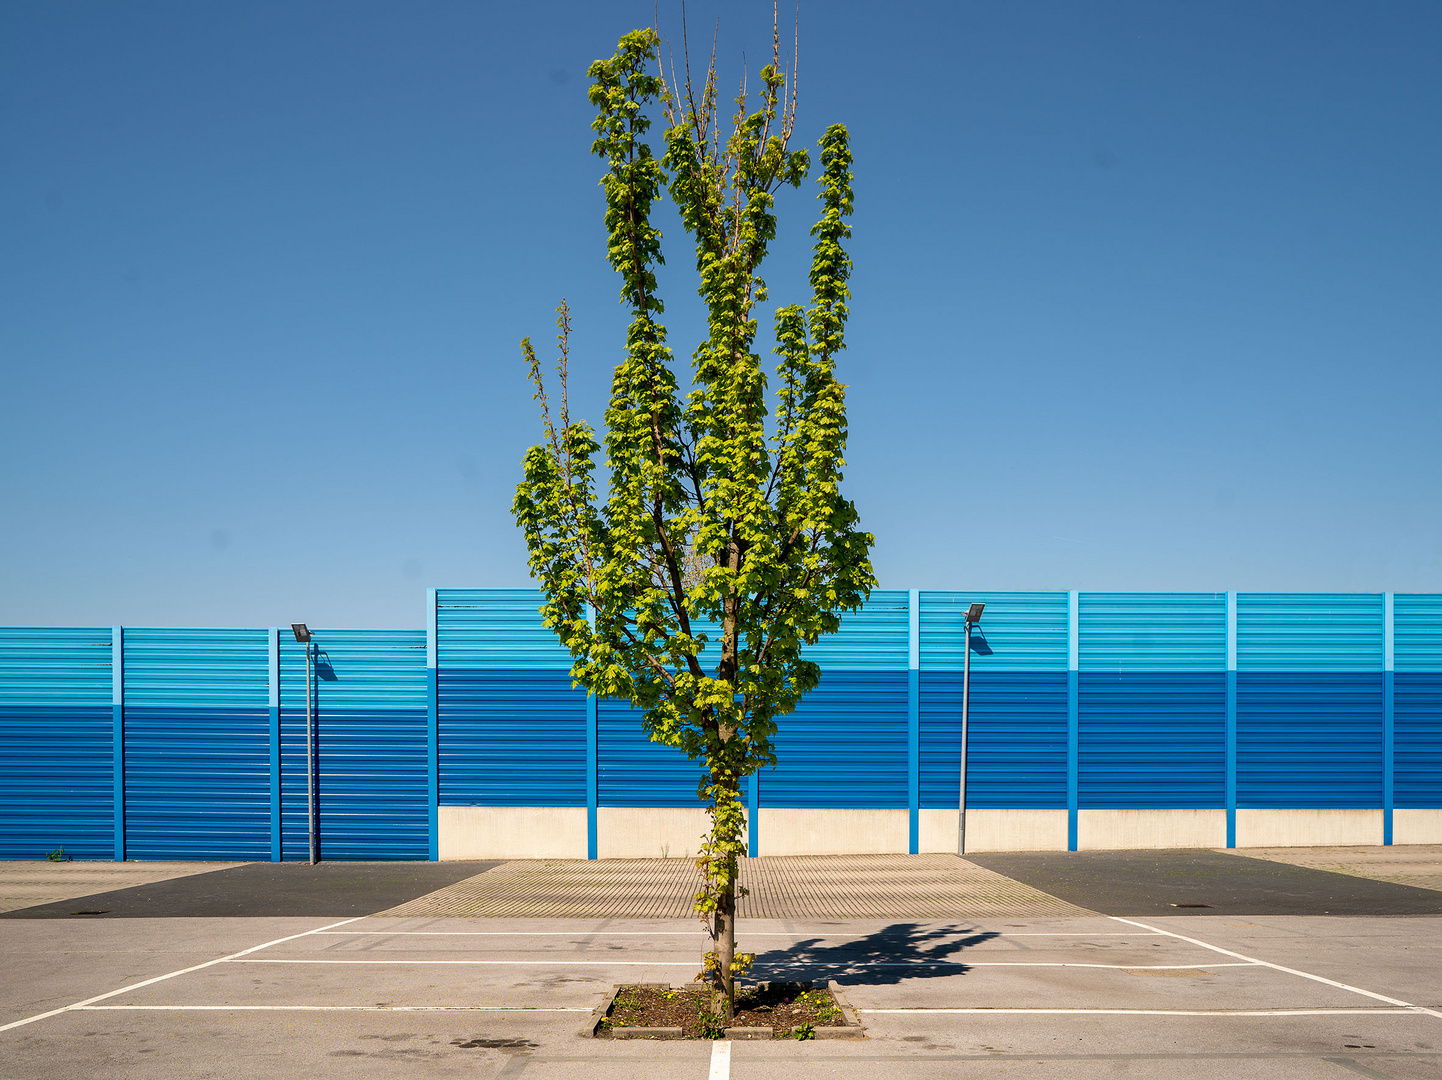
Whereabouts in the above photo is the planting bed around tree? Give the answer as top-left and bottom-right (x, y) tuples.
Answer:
(586, 981), (863, 1040)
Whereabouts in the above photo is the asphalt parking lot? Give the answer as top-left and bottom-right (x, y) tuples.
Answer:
(1, 851), (1439, 1079)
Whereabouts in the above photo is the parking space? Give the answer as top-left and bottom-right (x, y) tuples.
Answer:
(4, 913), (1441, 1078)
(3, 854), (1441, 1078)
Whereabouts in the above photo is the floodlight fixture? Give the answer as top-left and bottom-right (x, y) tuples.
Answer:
(291, 623), (312, 643)
(966, 603), (985, 624)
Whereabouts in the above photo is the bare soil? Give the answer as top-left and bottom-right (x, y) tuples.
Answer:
(601, 982), (845, 1039)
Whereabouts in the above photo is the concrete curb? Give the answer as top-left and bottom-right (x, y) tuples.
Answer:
(819, 980), (866, 1039)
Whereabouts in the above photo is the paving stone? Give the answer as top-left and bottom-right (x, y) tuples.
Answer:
(376, 854), (1095, 920)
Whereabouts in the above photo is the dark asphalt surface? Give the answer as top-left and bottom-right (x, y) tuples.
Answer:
(966, 848), (1442, 916)
(0, 861), (500, 919)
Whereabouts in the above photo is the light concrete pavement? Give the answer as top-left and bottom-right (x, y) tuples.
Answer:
(0, 860), (239, 914)
(2, 913), (1439, 1079)
(1237, 845), (1442, 893)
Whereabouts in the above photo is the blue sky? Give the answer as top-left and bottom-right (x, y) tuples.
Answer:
(2, 1), (1439, 628)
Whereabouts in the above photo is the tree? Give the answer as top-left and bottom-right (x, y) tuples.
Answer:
(512, 22), (874, 1020)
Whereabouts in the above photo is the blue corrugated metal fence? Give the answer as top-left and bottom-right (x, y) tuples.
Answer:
(1, 589), (1440, 859)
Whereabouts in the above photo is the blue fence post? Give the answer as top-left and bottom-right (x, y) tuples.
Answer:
(1384, 591), (1394, 846)
(1226, 591), (1237, 849)
(1067, 591), (1079, 852)
(908, 589), (920, 855)
(586, 692), (598, 860)
(427, 589), (439, 862)
(747, 772), (758, 857)
(586, 608), (598, 861)
(112, 626), (125, 862)
(269, 628), (281, 861)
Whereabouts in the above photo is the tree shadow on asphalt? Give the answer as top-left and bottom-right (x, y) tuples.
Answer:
(749, 923), (998, 985)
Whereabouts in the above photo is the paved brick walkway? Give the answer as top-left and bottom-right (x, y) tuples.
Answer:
(1235, 844), (1442, 893)
(377, 853), (1094, 919)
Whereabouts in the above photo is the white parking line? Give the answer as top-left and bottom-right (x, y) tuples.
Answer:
(76, 1004), (591, 1012)
(313, 929), (1161, 938)
(1000, 932), (1164, 937)
(226, 958), (1238, 969)
(316, 930), (719, 936)
(1109, 917), (1442, 1021)
(861, 1007), (1426, 1017)
(709, 1039), (731, 1080)
(226, 959), (701, 966)
(0, 916), (366, 1034)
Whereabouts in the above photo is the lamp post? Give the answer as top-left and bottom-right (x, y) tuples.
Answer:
(291, 624), (317, 865)
(958, 602), (984, 855)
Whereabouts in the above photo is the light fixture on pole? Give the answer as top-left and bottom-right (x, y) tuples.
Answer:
(958, 603), (984, 855)
(291, 623), (317, 865)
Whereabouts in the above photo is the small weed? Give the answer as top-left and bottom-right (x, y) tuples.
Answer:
(696, 1005), (727, 1040)
(787, 1023), (816, 1041)
(46, 847), (68, 862)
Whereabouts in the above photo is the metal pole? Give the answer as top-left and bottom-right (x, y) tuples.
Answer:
(306, 640), (317, 864)
(958, 617), (972, 855)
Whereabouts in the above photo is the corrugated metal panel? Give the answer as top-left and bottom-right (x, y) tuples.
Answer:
(597, 697), (705, 807)
(919, 671), (1068, 809)
(1394, 595), (1442, 671)
(1236, 594), (1383, 671)
(1236, 672), (1383, 808)
(123, 629), (270, 860)
(804, 591), (910, 669)
(438, 670), (587, 806)
(279, 630), (428, 860)
(763, 672), (909, 808)
(0, 627), (114, 859)
(437, 590), (586, 806)
(437, 588), (576, 670)
(1078, 673), (1225, 808)
(1079, 593), (1226, 672)
(920, 592), (1069, 672)
(1394, 673), (1442, 808)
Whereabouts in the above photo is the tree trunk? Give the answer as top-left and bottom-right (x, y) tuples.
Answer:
(713, 867), (736, 1020)
(711, 784), (739, 1021)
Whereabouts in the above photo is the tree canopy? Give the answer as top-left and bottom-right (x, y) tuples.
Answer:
(512, 23), (874, 1016)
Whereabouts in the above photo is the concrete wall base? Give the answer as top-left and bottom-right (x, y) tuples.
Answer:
(757, 808), (908, 856)
(1234, 808), (1383, 848)
(596, 807), (709, 859)
(1392, 809), (1442, 845)
(438, 804), (1441, 858)
(438, 806), (586, 860)
(929, 809), (1069, 853)
(1078, 808), (1226, 850)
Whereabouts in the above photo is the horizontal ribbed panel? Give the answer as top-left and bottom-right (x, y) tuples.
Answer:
(1236, 594), (1383, 672)
(1079, 593), (1226, 672)
(1078, 673), (1225, 808)
(1394, 595), (1442, 672)
(920, 671), (1068, 809)
(123, 629), (270, 860)
(598, 698), (705, 807)
(920, 592), (1068, 672)
(1394, 673), (1442, 808)
(438, 670), (587, 806)
(803, 592), (909, 669)
(763, 672), (909, 808)
(1236, 672), (1383, 808)
(279, 631), (428, 860)
(437, 589), (575, 670)
(0, 628), (114, 859)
